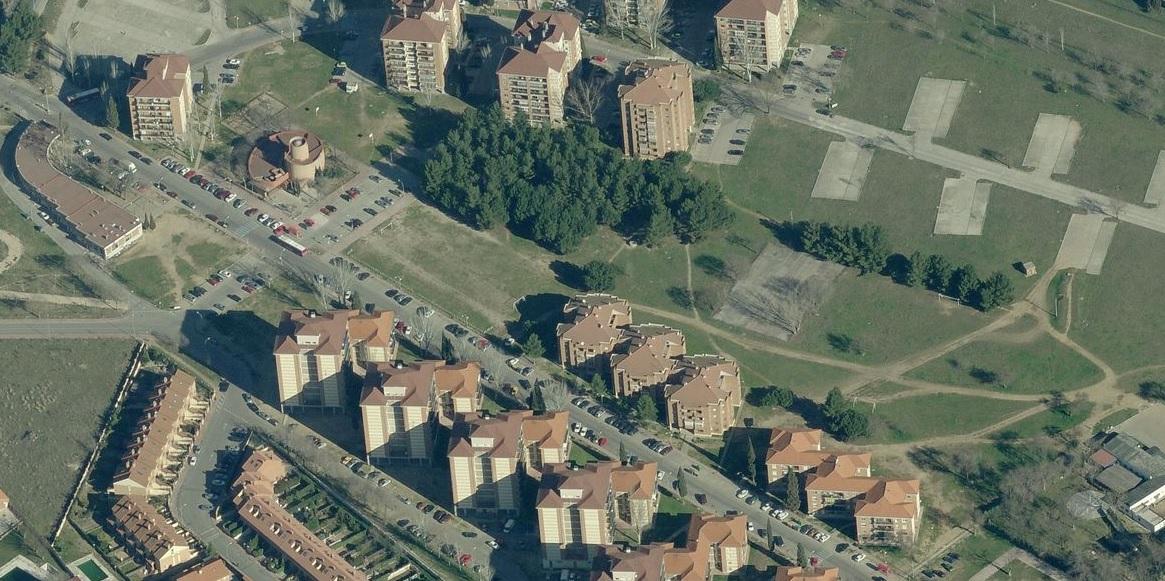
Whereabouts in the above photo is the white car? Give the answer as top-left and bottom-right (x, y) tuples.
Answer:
(258, 213), (270, 222)
(775, 509), (789, 520)
(747, 521), (756, 532)
(735, 489), (749, 499)
(219, 269), (232, 278)
(486, 540), (499, 550)
(225, 58), (241, 66)
(761, 502), (772, 512)
(270, 221), (284, 231)
(852, 553), (866, 562)
(507, 357), (522, 371)
(187, 455), (197, 466)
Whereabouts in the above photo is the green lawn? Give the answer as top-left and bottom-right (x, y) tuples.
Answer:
(240, 271), (325, 325)
(798, 1), (1165, 203)
(225, 0), (290, 28)
(225, 38), (346, 108)
(905, 334), (1103, 394)
(993, 401), (1093, 439)
(111, 256), (176, 306)
(988, 560), (1052, 581)
(1070, 224), (1165, 372)
(569, 442), (609, 465)
(944, 533), (1015, 581)
(1094, 408), (1137, 433)
(856, 394), (1036, 443)
(0, 340), (137, 537)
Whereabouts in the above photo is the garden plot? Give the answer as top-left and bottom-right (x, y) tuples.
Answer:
(1144, 151), (1165, 207)
(902, 77), (965, 139)
(810, 141), (874, 201)
(714, 244), (845, 341)
(1022, 114), (1081, 176)
(934, 176), (991, 236)
(1053, 213), (1116, 275)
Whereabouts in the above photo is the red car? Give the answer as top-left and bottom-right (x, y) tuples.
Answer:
(591, 54), (607, 64)
(244, 208), (259, 217)
(207, 276), (221, 286)
(319, 206), (332, 215)
(458, 554), (471, 566)
(183, 170), (196, 178)
(304, 218), (316, 227)
(597, 437), (608, 446)
(241, 284), (256, 294)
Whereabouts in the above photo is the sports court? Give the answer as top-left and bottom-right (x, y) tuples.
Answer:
(902, 77), (966, 139)
(1022, 114), (1081, 176)
(1053, 213), (1117, 275)
(933, 176), (991, 236)
(810, 141), (874, 202)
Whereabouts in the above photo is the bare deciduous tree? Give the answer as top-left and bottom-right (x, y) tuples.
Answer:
(603, 0), (628, 40)
(564, 76), (609, 124)
(326, 0), (346, 25)
(640, 0), (673, 52)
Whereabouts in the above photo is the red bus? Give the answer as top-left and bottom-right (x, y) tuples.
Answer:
(273, 234), (308, 256)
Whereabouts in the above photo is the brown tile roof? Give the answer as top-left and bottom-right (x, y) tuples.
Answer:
(619, 60), (691, 106)
(498, 46), (565, 77)
(522, 410), (570, 450)
(538, 461), (616, 510)
(686, 512), (747, 550)
(233, 448), (367, 581)
(611, 461), (658, 500)
(611, 324), (685, 378)
(765, 428), (829, 468)
(173, 558), (238, 581)
(803, 453), (877, 494)
(347, 310), (396, 350)
(595, 543), (673, 581)
(112, 371), (197, 492)
(110, 495), (192, 567)
(854, 479), (921, 519)
(434, 361), (481, 401)
(360, 360), (480, 407)
(127, 53), (190, 99)
(557, 294), (633, 347)
(715, 0), (784, 21)
(381, 14), (446, 43)
(13, 122), (142, 253)
(512, 9), (580, 45)
(664, 355), (740, 406)
(448, 411), (530, 458)
(274, 310), (352, 356)
(775, 566), (840, 581)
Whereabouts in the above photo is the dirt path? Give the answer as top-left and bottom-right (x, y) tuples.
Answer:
(0, 290), (126, 310)
(1045, 0), (1165, 43)
(0, 229), (24, 275)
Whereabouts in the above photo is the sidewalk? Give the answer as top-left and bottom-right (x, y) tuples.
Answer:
(967, 548), (1069, 581)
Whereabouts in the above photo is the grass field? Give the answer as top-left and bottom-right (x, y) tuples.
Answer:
(798, 0), (1165, 203)
(988, 560), (1052, 581)
(0, 339), (136, 537)
(905, 334), (1103, 394)
(1070, 224), (1165, 372)
(224, 0), (289, 28)
(992, 400), (1093, 439)
(225, 39), (344, 109)
(1094, 408), (1137, 433)
(943, 533), (1015, 581)
(856, 394), (1035, 444)
(111, 213), (243, 307)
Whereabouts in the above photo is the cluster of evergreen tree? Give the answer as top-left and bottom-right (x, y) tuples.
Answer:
(796, 220), (1016, 311)
(0, 1), (42, 75)
(423, 106), (734, 253)
(822, 387), (869, 441)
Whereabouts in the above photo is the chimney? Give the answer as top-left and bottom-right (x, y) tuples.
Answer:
(289, 136), (310, 162)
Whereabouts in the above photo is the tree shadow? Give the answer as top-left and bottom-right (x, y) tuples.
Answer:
(507, 292), (570, 355)
(761, 218), (806, 251)
(549, 260), (585, 290)
(400, 99), (462, 149)
(885, 252), (909, 283)
(667, 286), (693, 309)
(969, 367), (999, 384)
(694, 254), (732, 280)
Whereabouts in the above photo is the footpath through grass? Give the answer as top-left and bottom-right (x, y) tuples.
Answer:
(906, 334), (1103, 394)
(224, 0), (289, 28)
(856, 394), (1035, 444)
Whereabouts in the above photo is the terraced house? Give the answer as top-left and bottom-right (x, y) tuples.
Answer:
(714, 0), (799, 74)
(618, 60), (695, 159)
(110, 495), (197, 574)
(497, 10), (582, 125)
(380, 0), (462, 93)
(447, 410), (570, 516)
(126, 53), (193, 142)
(111, 370), (205, 496)
(360, 360), (481, 465)
(273, 309), (397, 410)
(766, 427), (922, 547)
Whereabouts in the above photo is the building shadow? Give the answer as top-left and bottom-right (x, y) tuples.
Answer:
(178, 309), (277, 404)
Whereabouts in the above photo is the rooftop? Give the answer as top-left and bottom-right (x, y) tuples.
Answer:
(663, 355), (740, 406)
(619, 60), (691, 106)
(538, 461), (617, 510)
(110, 495), (191, 564)
(127, 53), (190, 99)
(715, 0), (785, 21)
(774, 566), (841, 581)
(112, 370), (197, 492)
(610, 324), (685, 379)
(360, 360), (481, 407)
(273, 309), (394, 357)
(173, 558), (237, 581)
(854, 479), (921, 519)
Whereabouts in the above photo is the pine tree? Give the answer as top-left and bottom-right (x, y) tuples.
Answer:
(797, 543), (808, 567)
(904, 251), (924, 287)
(103, 90), (119, 130)
(530, 383), (546, 412)
(744, 436), (757, 483)
(440, 335), (457, 362)
(522, 333), (544, 359)
(591, 373), (610, 397)
(619, 441), (628, 462)
(636, 393), (658, 422)
(676, 469), (688, 497)
(783, 467), (801, 511)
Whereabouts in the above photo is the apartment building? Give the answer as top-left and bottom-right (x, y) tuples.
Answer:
(497, 10), (582, 125)
(380, 0), (462, 93)
(764, 427), (858, 484)
(126, 53), (194, 142)
(173, 558), (237, 581)
(111, 370), (204, 496)
(538, 461), (616, 569)
(610, 323), (686, 398)
(714, 0), (799, 74)
(854, 479), (922, 546)
(686, 512), (749, 576)
(232, 448), (366, 581)
(663, 355), (742, 437)
(361, 360), (481, 465)
(611, 461), (659, 532)
(775, 566), (840, 581)
(556, 293), (633, 373)
(110, 495), (197, 574)
(803, 453), (877, 513)
(618, 60), (695, 159)
(523, 410), (572, 471)
(273, 309), (397, 410)
(13, 122), (142, 259)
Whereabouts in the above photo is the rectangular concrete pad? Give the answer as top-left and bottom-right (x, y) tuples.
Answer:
(1054, 213), (1111, 271)
(810, 141), (874, 202)
(1085, 220), (1116, 275)
(1022, 114), (1080, 175)
(934, 177), (991, 235)
(903, 78), (966, 139)
(1144, 151), (1165, 206)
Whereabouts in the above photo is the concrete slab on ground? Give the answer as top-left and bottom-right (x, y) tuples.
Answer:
(810, 141), (873, 201)
(1053, 213), (1116, 274)
(1144, 151), (1165, 207)
(1022, 114), (1081, 175)
(714, 243), (845, 341)
(902, 77), (965, 139)
(934, 176), (991, 236)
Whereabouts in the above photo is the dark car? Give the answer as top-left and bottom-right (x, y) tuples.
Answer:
(772, 535), (784, 547)
(422, 503), (435, 514)
(227, 293), (242, 302)
(98, 132), (112, 140)
(694, 493), (708, 505)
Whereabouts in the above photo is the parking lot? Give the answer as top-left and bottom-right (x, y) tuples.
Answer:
(690, 104), (755, 166)
(782, 44), (847, 114)
(299, 173), (407, 250)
